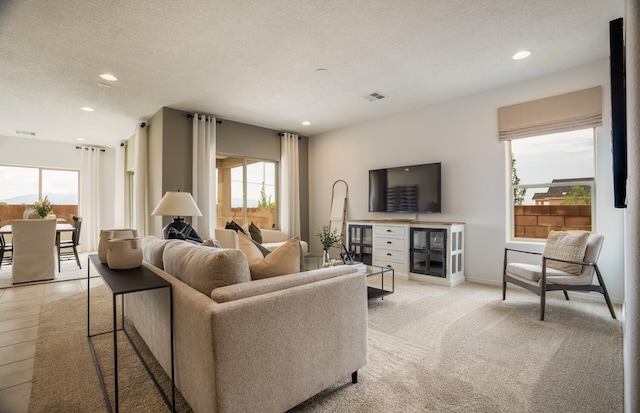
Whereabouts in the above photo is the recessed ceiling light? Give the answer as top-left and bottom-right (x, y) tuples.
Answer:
(302, 121), (311, 126)
(512, 50), (531, 60)
(99, 73), (118, 81)
(80, 106), (94, 112)
(315, 68), (328, 75)
(77, 138), (85, 141)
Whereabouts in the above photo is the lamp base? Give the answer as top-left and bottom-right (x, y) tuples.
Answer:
(162, 217), (203, 243)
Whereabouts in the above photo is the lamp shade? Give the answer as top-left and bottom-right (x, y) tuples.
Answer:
(151, 191), (202, 217)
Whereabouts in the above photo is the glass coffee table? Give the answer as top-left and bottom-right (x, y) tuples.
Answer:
(303, 255), (394, 301)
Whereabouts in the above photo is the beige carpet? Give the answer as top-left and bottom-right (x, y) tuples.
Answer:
(29, 278), (623, 412)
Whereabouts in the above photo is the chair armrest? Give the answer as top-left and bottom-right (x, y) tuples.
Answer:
(504, 247), (542, 256)
(503, 247), (542, 273)
(542, 256), (597, 267)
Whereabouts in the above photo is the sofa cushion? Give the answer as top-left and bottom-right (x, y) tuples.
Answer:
(142, 236), (182, 270)
(238, 233), (301, 280)
(543, 230), (589, 275)
(163, 241), (251, 296)
(211, 265), (358, 303)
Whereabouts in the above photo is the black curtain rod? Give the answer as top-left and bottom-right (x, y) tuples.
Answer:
(76, 146), (106, 152)
(187, 113), (222, 124)
(278, 132), (303, 140)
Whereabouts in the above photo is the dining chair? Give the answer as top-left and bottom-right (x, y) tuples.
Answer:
(0, 233), (12, 269)
(11, 219), (56, 284)
(58, 216), (82, 271)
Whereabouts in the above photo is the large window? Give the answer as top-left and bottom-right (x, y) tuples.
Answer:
(216, 156), (277, 229)
(509, 129), (595, 240)
(0, 165), (79, 224)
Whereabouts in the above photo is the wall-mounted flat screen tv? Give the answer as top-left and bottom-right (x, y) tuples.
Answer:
(369, 162), (441, 213)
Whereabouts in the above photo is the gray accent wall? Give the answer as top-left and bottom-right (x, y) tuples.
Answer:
(146, 107), (310, 242)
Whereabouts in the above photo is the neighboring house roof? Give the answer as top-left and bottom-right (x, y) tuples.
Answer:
(532, 178), (594, 200)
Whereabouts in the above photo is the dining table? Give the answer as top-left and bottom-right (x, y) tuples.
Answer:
(0, 222), (76, 248)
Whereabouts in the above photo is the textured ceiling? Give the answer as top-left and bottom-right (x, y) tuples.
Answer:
(0, 0), (623, 148)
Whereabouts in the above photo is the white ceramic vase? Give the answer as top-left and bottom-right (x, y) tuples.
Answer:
(107, 238), (143, 269)
(98, 229), (139, 263)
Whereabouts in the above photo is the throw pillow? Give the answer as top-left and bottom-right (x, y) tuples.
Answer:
(163, 241), (251, 295)
(237, 233), (301, 280)
(225, 220), (246, 234)
(202, 239), (222, 248)
(248, 222), (262, 244)
(542, 230), (590, 275)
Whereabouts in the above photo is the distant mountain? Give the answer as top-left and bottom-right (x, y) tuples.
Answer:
(0, 193), (78, 205)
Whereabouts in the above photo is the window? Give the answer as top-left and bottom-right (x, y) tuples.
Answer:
(216, 156), (277, 229)
(0, 165), (79, 223)
(509, 129), (595, 240)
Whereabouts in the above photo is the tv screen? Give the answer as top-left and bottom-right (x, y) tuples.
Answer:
(369, 162), (441, 213)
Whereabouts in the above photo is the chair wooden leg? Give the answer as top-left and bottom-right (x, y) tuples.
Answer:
(73, 245), (81, 269)
(57, 243), (61, 273)
(502, 278), (507, 300)
(502, 250), (508, 300)
(594, 266), (616, 319)
(351, 371), (358, 384)
(563, 290), (569, 300)
(540, 289), (546, 321)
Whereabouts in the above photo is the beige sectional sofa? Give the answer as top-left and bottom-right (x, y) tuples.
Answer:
(125, 236), (367, 413)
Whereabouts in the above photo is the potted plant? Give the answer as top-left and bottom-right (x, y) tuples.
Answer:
(315, 225), (342, 266)
(33, 195), (54, 218)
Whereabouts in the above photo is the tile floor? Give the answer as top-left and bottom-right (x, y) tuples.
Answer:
(0, 277), (103, 413)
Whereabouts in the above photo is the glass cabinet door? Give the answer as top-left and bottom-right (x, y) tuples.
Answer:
(348, 225), (373, 265)
(410, 228), (446, 277)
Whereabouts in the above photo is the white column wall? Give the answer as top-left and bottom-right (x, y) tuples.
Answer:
(624, 1), (640, 411)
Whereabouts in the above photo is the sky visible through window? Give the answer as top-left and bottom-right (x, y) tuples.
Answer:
(511, 129), (594, 205)
(0, 166), (78, 204)
(231, 161), (276, 208)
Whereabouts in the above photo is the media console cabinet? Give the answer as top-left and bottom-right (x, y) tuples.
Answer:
(346, 220), (465, 287)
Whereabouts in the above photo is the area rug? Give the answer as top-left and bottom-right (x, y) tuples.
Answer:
(29, 283), (191, 412)
(0, 252), (95, 289)
(29, 278), (623, 412)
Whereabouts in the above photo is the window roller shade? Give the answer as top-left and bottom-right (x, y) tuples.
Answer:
(498, 86), (602, 141)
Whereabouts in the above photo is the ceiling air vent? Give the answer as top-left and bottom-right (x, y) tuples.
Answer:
(363, 91), (387, 102)
(16, 130), (36, 136)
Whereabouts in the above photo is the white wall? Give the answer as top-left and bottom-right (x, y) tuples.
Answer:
(0, 135), (117, 243)
(309, 59), (625, 302)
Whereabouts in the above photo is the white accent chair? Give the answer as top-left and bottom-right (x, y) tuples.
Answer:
(11, 219), (56, 284)
(503, 231), (616, 321)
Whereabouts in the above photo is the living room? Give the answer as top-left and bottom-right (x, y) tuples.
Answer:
(0, 1), (639, 412)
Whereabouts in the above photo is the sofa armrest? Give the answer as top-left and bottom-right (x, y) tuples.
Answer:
(212, 266), (357, 303)
(260, 229), (289, 243)
(214, 228), (238, 249)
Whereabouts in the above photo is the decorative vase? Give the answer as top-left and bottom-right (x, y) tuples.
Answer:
(98, 229), (139, 263)
(323, 249), (331, 267)
(107, 238), (143, 269)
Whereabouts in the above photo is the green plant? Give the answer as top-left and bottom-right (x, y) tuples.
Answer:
(257, 181), (275, 208)
(33, 195), (54, 218)
(511, 156), (526, 205)
(315, 225), (341, 251)
(561, 186), (591, 205)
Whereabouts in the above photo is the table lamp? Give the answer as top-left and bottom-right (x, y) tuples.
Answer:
(151, 191), (203, 240)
